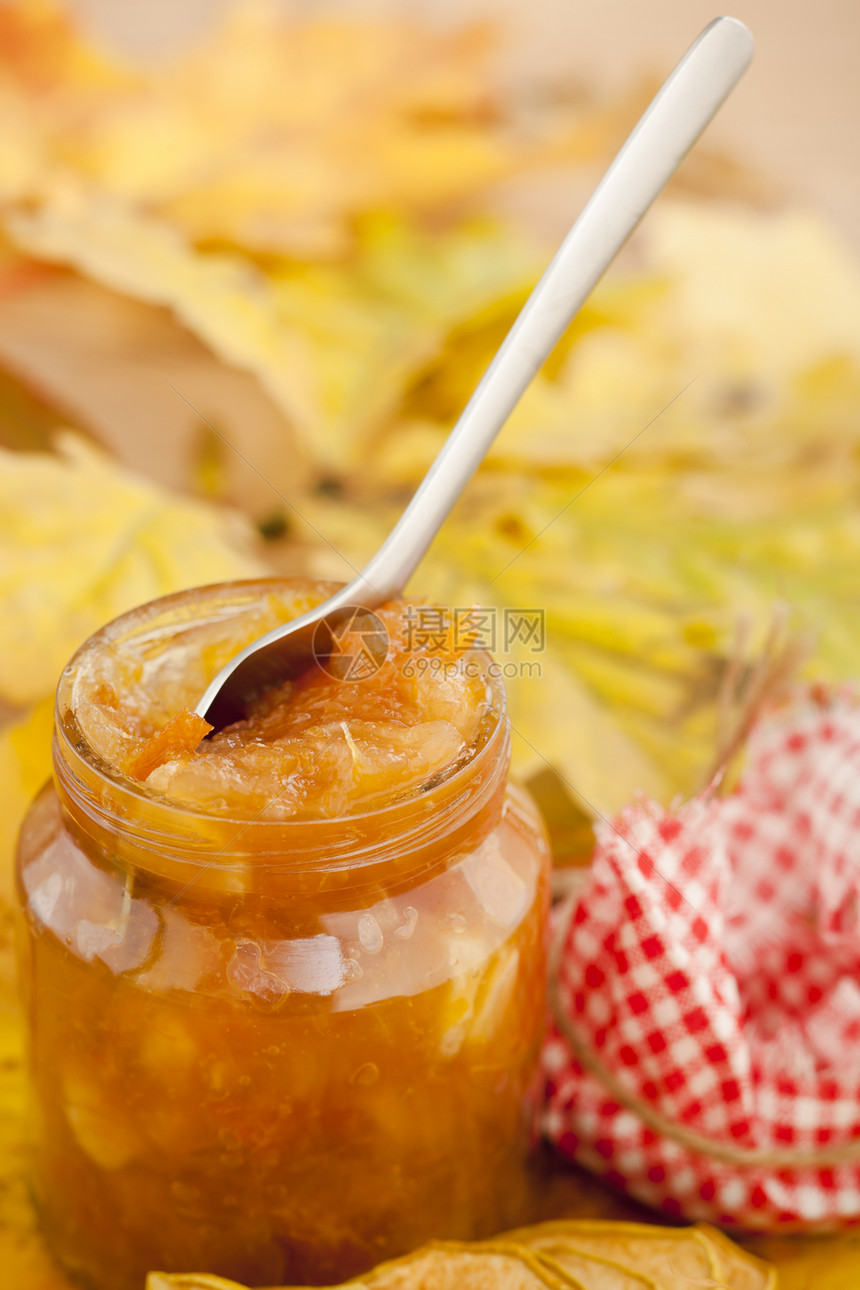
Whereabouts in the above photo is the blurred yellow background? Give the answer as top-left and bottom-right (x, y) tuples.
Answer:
(61, 0), (860, 249)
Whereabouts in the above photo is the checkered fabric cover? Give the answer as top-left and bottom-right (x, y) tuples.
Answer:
(542, 687), (860, 1229)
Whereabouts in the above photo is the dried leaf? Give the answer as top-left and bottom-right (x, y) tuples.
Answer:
(0, 960), (76, 1290)
(3, 195), (540, 469)
(0, 267), (313, 513)
(144, 1225), (774, 1289)
(0, 433), (265, 708)
(0, 1), (552, 259)
(0, 698), (53, 908)
(3, 192), (319, 439)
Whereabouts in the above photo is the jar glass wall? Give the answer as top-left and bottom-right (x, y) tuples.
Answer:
(15, 581), (551, 1289)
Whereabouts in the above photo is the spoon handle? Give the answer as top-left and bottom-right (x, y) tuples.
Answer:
(352, 16), (753, 603)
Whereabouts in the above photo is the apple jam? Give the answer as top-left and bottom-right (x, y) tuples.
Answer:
(15, 580), (551, 1289)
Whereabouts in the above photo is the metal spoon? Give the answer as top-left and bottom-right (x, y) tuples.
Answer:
(198, 16), (753, 732)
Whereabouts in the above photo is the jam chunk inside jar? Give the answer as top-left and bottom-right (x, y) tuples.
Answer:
(16, 580), (551, 1289)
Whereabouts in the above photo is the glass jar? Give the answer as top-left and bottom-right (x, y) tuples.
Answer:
(15, 581), (551, 1290)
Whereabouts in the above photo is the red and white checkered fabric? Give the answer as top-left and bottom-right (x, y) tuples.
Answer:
(542, 686), (860, 1230)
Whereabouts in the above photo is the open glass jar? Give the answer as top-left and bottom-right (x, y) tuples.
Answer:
(15, 580), (551, 1290)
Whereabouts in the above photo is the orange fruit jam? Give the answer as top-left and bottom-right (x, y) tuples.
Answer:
(16, 580), (551, 1289)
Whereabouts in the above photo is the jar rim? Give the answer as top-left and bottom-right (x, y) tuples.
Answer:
(53, 578), (511, 876)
